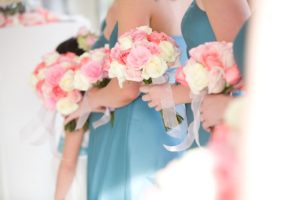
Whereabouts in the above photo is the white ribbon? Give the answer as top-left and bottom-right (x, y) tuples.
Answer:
(164, 91), (207, 152)
(92, 107), (112, 129)
(152, 76), (182, 138)
(75, 93), (111, 131)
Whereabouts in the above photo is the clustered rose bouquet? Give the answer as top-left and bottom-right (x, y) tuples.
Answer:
(108, 26), (183, 130)
(0, 5), (58, 28)
(171, 41), (241, 151)
(31, 46), (111, 132)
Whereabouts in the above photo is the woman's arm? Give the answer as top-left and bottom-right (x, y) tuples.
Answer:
(54, 129), (84, 200)
(200, 0), (251, 41)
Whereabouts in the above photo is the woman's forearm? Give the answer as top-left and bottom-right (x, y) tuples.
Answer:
(172, 85), (192, 105)
(55, 129), (84, 200)
(91, 79), (140, 109)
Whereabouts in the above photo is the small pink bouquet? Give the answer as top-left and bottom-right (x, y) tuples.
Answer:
(172, 41), (241, 151)
(108, 26), (183, 130)
(31, 46), (111, 132)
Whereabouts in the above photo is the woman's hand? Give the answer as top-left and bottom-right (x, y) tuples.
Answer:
(200, 94), (234, 132)
(140, 84), (192, 111)
(65, 88), (106, 124)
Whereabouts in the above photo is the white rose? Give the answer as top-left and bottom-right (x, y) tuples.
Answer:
(43, 52), (60, 66)
(224, 97), (245, 131)
(37, 68), (46, 80)
(184, 61), (209, 94)
(119, 37), (133, 50)
(108, 61), (127, 88)
(159, 41), (178, 63)
(59, 70), (75, 92)
(137, 26), (152, 34)
(208, 67), (226, 94)
(30, 74), (38, 87)
(141, 56), (168, 80)
(74, 71), (91, 91)
(56, 98), (79, 115)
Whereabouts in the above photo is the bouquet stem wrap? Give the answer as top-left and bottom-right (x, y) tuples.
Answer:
(164, 90), (207, 152)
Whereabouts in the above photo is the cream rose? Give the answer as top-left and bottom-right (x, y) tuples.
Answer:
(43, 52), (60, 66)
(119, 37), (133, 50)
(74, 71), (91, 91)
(184, 61), (209, 94)
(37, 68), (46, 80)
(56, 98), (79, 115)
(108, 61), (127, 87)
(59, 70), (75, 92)
(159, 41), (177, 63)
(137, 26), (152, 34)
(30, 74), (38, 87)
(141, 56), (168, 80)
(224, 97), (245, 131)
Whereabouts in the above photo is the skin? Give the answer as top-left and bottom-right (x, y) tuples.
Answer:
(56, 1), (192, 199)
(141, 0), (251, 132)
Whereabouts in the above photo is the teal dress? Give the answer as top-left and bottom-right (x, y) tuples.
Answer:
(181, 1), (216, 146)
(87, 24), (188, 200)
(233, 20), (249, 76)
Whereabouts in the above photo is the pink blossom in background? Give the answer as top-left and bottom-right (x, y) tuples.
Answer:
(126, 46), (152, 69)
(45, 65), (65, 86)
(19, 12), (45, 26)
(0, 14), (6, 27)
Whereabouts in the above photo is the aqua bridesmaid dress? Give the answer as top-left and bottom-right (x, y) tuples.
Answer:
(181, 1), (216, 146)
(233, 20), (249, 76)
(87, 24), (188, 200)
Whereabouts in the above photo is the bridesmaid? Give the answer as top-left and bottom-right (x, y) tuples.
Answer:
(66, 0), (192, 199)
(140, 0), (216, 146)
(54, 3), (118, 200)
(200, 0), (251, 131)
(141, 0), (250, 140)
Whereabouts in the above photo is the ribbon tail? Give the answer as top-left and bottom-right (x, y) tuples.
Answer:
(92, 107), (111, 129)
(19, 106), (56, 145)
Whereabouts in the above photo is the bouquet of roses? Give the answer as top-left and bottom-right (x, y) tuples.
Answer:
(172, 41), (241, 151)
(31, 45), (111, 132)
(108, 25), (183, 130)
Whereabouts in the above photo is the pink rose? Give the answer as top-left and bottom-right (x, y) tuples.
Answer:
(146, 42), (160, 55)
(81, 60), (104, 83)
(131, 29), (148, 41)
(190, 45), (223, 71)
(225, 65), (241, 86)
(175, 66), (188, 87)
(147, 32), (166, 44)
(68, 90), (82, 103)
(35, 80), (45, 96)
(33, 62), (46, 75)
(125, 67), (143, 82)
(51, 85), (67, 100)
(127, 46), (151, 70)
(43, 96), (56, 111)
(45, 65), (65, 86)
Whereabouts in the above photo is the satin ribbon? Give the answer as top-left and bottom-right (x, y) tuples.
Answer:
(152, 76), (182, 138)
(75, 93), (112, 130)
(164, 91), (207, 152)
